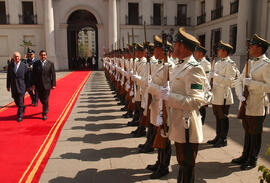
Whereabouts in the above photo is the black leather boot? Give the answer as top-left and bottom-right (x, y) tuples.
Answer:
(241, 134), (261, 170)
(207, 116), (221, 144)
(146, 149), (161, 171)
(182, 166), (195, 183)
(133, 126), (146, 137)
(139, 124), (156, 153)
(213, 118), (228, 147)
(232, 132), (250, 164)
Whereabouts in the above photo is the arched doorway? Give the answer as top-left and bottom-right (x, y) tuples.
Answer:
(67, 10), (98, 70)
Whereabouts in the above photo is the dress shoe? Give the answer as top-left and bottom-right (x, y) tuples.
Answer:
(240, 160), (256, 170)
(17, 117), (23, 122)
(146, 163), (159, 171)
(139, 146), (154, 153)
(150, 168), (169, 179)
(120, 106), (128, 111)
(231, 155), (248, 165)
(138, 143), (145, 148)
(133, 129), (146, 137)
(127, 120), (139, 126)
(213, 139), (227, 148)
(207, 136), (219, 144)
(42, 114), (47, 120)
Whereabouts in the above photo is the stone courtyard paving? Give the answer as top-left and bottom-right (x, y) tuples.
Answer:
(0, 71), (270, 183)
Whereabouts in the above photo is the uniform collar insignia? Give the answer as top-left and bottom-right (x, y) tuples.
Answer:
(177, 60), (184, 64)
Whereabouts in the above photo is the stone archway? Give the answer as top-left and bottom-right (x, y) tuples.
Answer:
(67, 10), (98, 70)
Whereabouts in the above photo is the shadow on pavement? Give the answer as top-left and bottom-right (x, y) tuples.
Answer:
(67, 133), (132, 144)
(60, 147), (138, 161)
(71, 123), (126, 131)
(74, 115), (122, 122)
(49, 168), (150, 183)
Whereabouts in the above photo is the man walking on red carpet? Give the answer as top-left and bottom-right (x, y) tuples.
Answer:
(6, 52), (30, 122)
(32, 50), (56, 120)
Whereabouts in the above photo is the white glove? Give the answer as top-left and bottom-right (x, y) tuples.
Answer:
(160, 87), (170, 101)
(238, 95), (246, 102)
(126, 84), (130, 89)
(156, 113), (163, 126)
(209, 71), (217, 79)
(130, 90), (134, 97)
(244, 78), (252, 86)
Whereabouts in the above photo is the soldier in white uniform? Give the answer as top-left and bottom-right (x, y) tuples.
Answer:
(160, 27), (208, 183)
(194, 44), (211, 125)
(232, 34), (270, 170)
(208, 41), (239, 147)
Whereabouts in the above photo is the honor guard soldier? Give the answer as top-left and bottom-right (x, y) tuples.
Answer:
(146, 35), (175, 179)
(160, 27), (208, 182)
(208, 40), (239, 147)
(194, 45), (211, 124)
(232, 34), (270, 170)
(131, 43), (148, 137)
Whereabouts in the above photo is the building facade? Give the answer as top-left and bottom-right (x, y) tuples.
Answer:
(0, 0), (269, 70)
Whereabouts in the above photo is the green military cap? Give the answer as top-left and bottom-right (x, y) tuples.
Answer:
(175, 27), (200, 49)
(136, 43), (144, 51)
(249, 34), (270, 50)
(195, 44), (207, 54)
(217, 40), (233, 53)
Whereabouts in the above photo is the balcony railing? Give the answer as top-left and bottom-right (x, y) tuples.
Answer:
(19, 14), (37, 24)
(150, 16), (167, 25)
(230, 0), (239, 14)
(197, 13), (206, 25)
(0, 14), (10, 24)
(175, 16), (191, 26)
(211, 7), (223, 20)
(125, 15), (142, 25)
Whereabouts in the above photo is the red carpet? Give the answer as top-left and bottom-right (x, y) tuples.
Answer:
(0, 71), (92, 183)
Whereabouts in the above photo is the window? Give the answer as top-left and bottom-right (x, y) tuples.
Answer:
(230, 25), (237, 53)
(198, 35), (206, 47)
(176, 4), (189, 26)
(197, 1), (206, 25)
(230, 0), (239, 14)
(152, 3), (162, 25)
(20, 1), (36, 24)
(128, 3), (139, 25)
(0, 2), (7, 24)
(211, 28), (221, 56)
(216, 0), (222, 8)
(201, 1), (205, 15)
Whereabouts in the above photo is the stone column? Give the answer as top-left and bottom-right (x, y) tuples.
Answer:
(108, 0), (117, 50)
(235, 0), (252, 69)
(44, 0), (58, 69)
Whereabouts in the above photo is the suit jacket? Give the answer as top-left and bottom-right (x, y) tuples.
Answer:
(32, 60), (56, 91)
(6, 60), (29, 97)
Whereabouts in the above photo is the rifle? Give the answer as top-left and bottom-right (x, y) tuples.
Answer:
(210, 38), (215, 89)
(237, 40), (250, 119)
(127, 30), (136, 111)
(140, 21), (152, 127)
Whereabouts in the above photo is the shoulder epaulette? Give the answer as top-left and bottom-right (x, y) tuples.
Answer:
(188, 60), (200, 66)
(264, 58), (270, 63)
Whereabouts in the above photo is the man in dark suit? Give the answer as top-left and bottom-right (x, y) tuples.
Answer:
(32, 50), (56, 120)
(26, 49), (39, 106)
(6, 52), (30, 122)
